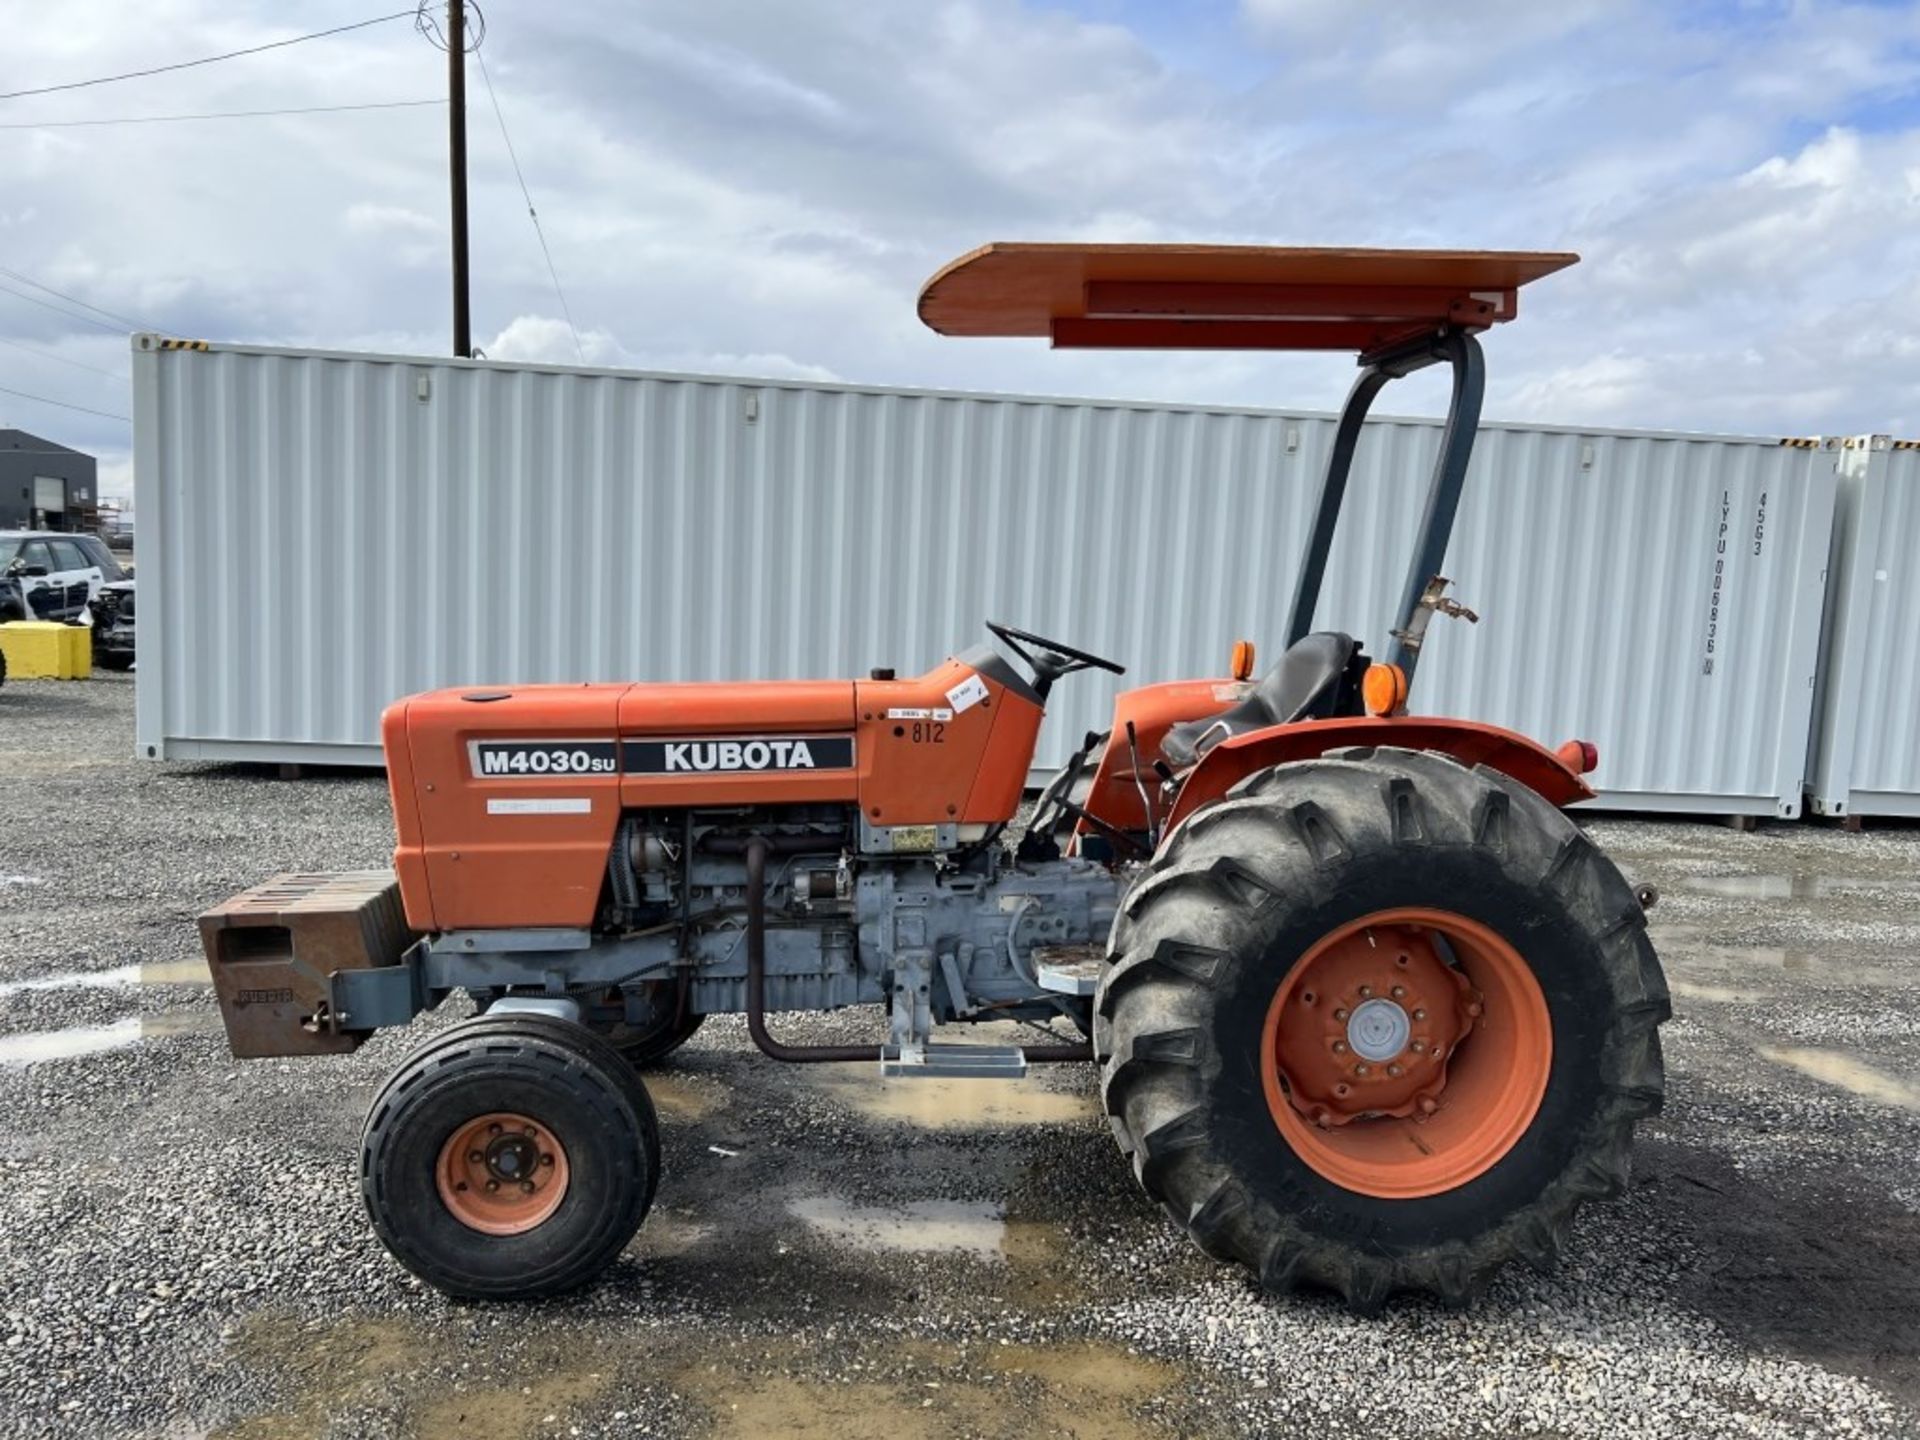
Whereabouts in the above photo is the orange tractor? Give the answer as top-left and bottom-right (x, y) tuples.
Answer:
(201, 244), (1668, 1310)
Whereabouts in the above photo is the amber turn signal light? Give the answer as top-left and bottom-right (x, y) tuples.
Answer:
(1361, 662), (1408, 717)
(1230, 639), (1256, 681)
(1556, 739), (1599, 774)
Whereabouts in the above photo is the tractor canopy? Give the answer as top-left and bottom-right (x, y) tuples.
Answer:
(919, 241), (1581, 688)
(918, 243), (1576, 357)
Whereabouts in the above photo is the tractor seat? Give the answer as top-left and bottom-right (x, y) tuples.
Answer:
(1161, 632), (1361, 768)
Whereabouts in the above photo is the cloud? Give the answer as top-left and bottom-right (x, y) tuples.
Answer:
(5, 0), (1920, 498)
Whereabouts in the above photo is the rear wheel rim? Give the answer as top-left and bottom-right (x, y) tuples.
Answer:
(435, 1111), (571, 1235)
(1259, 907), (1551, 1200)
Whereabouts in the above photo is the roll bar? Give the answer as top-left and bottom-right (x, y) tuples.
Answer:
(1284, 326), (1486, 686)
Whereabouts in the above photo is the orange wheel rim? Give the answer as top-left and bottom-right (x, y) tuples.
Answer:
(435, 1111), (571, 1236)
(1259, 908), (1550, 1200)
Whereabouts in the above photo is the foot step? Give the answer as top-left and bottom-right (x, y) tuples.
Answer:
(880, 1043), (1028, 1079)
(1034, 945), (1104, 997)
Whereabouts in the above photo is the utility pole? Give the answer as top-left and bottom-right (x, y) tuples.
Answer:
(447, 0), (471, 358)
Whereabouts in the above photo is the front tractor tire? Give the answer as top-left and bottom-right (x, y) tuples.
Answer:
(361, 1014), (661, 1300)
(1097, 748), (1668, 1310)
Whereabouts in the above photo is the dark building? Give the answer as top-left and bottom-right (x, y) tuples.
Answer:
(0, 429), (99, 531)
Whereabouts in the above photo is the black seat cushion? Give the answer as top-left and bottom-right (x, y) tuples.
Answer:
(1161, 632), (1360, 768)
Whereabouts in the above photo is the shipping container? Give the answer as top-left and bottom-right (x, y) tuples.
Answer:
(131, 339), (1836, 816)
(1808, 437), (1920, 820)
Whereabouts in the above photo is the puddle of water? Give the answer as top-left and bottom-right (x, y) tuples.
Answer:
(412, 1366), (614, 1440)
(0, 1007), (217, 1066)
(817, 1073), (1093, 1129)
(142, 1010), (222, 1040)
(0, 1018), (142, 1066)
(645, 1074), (724, 1122)
(790, 1196), (1008, 1260)
(679, 1338), (1179, 1440)
(0, 957), (209, 1000)
(215, 1316), (437, 1440)
(636, 1211), (714, 1258)
(143, 957), (213, 986)
(0, 963), (140, 998)
(1663, 944), (1911, 990)
(1677, 873), (1920, 901)
(1669, 979), (1772, 1005)
(1759, 1046), (1920, 1112)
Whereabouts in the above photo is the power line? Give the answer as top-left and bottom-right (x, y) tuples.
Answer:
(0, 279), (131, 333)
(0, 11), (417, 102)
(0, 266), (154, 331)
(0, 334), (128, 381)
(475, 48), (585, 365)
(0, 382), (129, 423)
(0, 98), (445, 130)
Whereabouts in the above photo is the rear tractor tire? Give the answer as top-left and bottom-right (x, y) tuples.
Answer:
(1097, 747), (1668, 1310)
(361, 1013), (661, 1300)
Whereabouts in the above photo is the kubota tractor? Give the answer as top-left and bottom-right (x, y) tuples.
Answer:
(200, 244), (1669, 1310)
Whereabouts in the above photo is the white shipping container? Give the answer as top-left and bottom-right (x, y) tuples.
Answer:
(131, 339), (1836, 816)
(1808, 437), (1920, 820)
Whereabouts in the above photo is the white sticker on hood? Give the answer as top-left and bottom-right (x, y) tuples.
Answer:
(487, 797), (592, 815)
(945, 672), (991, 714)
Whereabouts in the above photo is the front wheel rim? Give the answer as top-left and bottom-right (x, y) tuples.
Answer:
(1259, 907), (1552, 1200)
(435, 1111), (572, 1235)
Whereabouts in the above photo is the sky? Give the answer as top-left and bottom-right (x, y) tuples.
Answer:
(3, 0), (1919, 499)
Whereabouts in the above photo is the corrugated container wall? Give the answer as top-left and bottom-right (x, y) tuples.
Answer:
(1809, 437), (1920, 819)
(132, 340), (1836, 816)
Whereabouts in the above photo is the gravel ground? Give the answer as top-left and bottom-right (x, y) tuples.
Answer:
(2, 675), (1918, 1439)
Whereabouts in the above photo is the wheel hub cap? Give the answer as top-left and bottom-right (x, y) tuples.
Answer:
(435, 1111), (571, 1236)
(1258, 907), (1555, 1200)
(1268, 919), (1478, 1127)
(1346, 997), (1411, 1062)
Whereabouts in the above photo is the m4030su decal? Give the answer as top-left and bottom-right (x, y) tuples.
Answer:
(623, 735), (856, 775)
(468, 740), (620, 779)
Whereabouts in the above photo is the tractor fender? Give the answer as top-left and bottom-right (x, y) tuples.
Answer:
(1160, 716), (1593, 839)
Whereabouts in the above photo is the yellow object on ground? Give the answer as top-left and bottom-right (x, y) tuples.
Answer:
(0, 622), (91, 679)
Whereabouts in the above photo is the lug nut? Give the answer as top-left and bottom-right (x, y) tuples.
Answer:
(1387, 1064), (1402, 1078)
(1411, 1040), (1426, 1054)
(1413, 1008), (1427, 1021)
(1391, 985), (1406, 999)
(1357, 984), (1373, 998)
(1355, 1063), (1371, 1077)
(485, 1179), (500, 1193)
(468, 1150), (483, 1164)
(541, 1153), (555, 1167)
(1332, 1040), (1348, 1054)
(523, 1124), (538, 1136)
(520, 1181), (536, 1194)
(1334, 1008), (1348, 1021)
(488, 1123), (502, 1136)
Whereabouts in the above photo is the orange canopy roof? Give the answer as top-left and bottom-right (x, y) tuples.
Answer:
(918, 243), (1577, 354)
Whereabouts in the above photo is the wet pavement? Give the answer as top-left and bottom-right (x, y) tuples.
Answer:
(2, 677), (1919, 1438)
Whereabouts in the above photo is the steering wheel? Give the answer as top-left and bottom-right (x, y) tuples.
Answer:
(986, 620), (1125, 695)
